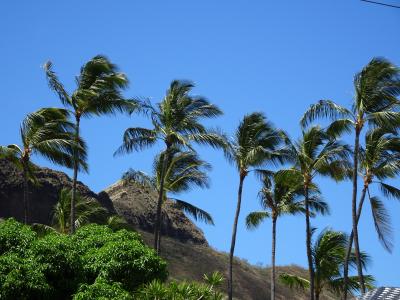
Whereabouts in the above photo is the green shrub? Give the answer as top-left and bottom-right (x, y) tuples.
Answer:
(0, 253), (51, 300)
(85, 240), (168, 292)
(0, 220), (167, 299)
(0, 218), (36, 255)
(72, 278), (133, 300)
(30, 232), (83, 299)
(73, 224), (142, 254)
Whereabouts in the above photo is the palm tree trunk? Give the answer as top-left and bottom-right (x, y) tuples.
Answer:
(228, 172), (246, 300)
(351, 130), (366, 295)
(304, 184), (315, 300)
(343, 185), (367, 298)
(22, 162), (29, 224)
(154, 144), (170, 254)
(157, 209), (164, 253)
(315, 291), (320, 300)
(70, 115), (80, 234)
(271, 216), (277, 300)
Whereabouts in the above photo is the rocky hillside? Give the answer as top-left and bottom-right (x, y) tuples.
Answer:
(0, 158), (205, 244)
(0, 159), (337, 299)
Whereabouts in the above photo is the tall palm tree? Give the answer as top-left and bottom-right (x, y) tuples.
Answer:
(343, 128), (400, 282)
(44, 55), (135, 234)
(245, 173), (329, 300)
(122, 148), (214, 250)
(223, 112), (286, 300)
(0, 108), (81, 224)
(280, 229), (375, 300)
(301, 58), (400, 296)
(115, 80), (224, 253)
(277, 126), (351, 300)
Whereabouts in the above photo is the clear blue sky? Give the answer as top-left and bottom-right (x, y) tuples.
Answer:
(1, 0), (399, 287)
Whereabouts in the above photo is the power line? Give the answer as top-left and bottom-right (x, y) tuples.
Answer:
(360, 0), (400, 8)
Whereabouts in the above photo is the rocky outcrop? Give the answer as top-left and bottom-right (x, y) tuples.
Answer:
(0, 158), (111, 224)
(0, 159), (206, 244)
(102, 181), (207, 245)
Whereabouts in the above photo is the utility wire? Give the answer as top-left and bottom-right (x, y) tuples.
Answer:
(361, 0), (400, 8)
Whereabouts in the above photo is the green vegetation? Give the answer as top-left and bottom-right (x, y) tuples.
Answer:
(223, 112), (286, 300)
(0, 108), (79, 224)
(136, 271), (224, 300)
(0, 219), (167, 299)
(1, 55), (399, 299)
(301, 57), (400, 298)
(115, 80), (225, 254)
(246, 173), (329, 300)
(44, 56), (135, 234)
(122, 147), (215, 248)
(279, 229), (375, 300)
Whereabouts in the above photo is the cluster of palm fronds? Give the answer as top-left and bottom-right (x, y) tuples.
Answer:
(1, 55), (399, 300)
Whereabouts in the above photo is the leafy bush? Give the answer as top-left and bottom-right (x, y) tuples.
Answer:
(85, 239), (168, 291)
(0, 219), (167, 299)
(30, 233), (83, 299)
(0, 253), (51, 300)
(72, 278), (133, 300)
(0, 218), (36, 255)
(73, 224), (142, 254)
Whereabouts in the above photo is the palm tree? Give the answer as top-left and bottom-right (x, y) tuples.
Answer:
(52, 188), (108, 233)
(115, 80), (224, 253)
(301, 58), (400, 296)
(343, 128), (400, 283)
(280, 229), (375, 300)
(223, 112), (286, 300)
(245, 173), (329, 300)
(44, 55), (135, 234)
(122, 147), (214, 250)
(277, 126), (350, 300)
(0, 108), (80, 224)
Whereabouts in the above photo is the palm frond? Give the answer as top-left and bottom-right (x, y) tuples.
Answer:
(43, 61), (72, 107)
(173, 199), (214, 225)
(326, 118), (354, 138)
(245, 211), (270, 229)
(369, 195), (393, 252)
(114, 127), (158, 156)
(300, 100), (353, 128)
(279, 273), (309, 291)
(379, 182), (400, 201)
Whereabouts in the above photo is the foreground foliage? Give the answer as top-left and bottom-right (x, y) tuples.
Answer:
(0, 219), (167, 300)
(137, 271), (224, 300)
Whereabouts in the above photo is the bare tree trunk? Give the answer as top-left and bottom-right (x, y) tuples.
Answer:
(315, 291), (320, 300)
(154, 145), (170, 254)
(271, 216), (277, 300)
(343, 185), (367, 298)
(352, 131), (365, 293)
(157, 210), (164, 253)
(70, 116), (80, 234)
(304, 184), (315, 300)
(22, 162), (29, 224)
(228, 173), (246, 300)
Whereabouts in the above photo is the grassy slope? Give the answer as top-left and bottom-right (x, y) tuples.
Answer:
(139, 230), (337, 300)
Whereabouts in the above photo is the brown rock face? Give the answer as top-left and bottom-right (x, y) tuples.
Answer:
(0, 158), (112, 224)
(0, 158), (207, 244)
(102, 181), (208, 245)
